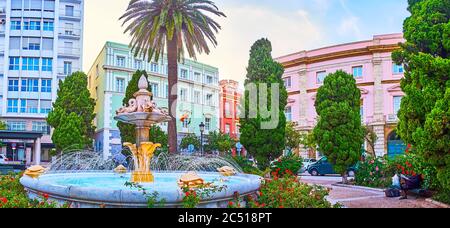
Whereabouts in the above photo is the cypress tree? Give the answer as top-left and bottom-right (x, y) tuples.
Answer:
(313, 70), (365, 183)
(47, 71), (96, 152)
(239, 38), (288, 169)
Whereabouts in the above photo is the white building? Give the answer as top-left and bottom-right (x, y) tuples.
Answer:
(0, 0), (84, 165)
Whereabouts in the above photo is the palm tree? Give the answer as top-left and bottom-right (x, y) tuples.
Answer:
(120, 0), (225, 154)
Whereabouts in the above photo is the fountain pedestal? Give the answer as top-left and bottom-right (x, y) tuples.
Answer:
(114, 75), (172, 183)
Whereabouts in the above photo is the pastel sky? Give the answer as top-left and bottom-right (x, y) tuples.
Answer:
(83, 0), (410, 85)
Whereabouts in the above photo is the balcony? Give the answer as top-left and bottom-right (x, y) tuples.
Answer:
(58, 47), (81, 58)
(386, 114), (399, 124)
(58, 27), (81, 39)
(57, 67), (81, 77)
(59, 9), (82, 21)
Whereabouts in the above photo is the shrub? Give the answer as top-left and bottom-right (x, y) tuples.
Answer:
(0, 173), (66, 208)
(232, 156), (267, 176)
(271, 155), (302, 177)
(355, 157), (391, 188)
(245, 174), (339, 208)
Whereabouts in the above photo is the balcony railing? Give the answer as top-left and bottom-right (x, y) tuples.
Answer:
(58, 47), (81, 57)
(57, 67), (81, 76)
(59, 9), (82, 19)
(58, 27), (81, 38)
(386, 114), (399, 123)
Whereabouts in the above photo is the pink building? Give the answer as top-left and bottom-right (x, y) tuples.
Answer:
(276, 33), (406, 158)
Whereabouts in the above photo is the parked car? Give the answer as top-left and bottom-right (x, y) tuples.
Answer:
(0, 154), (9, 165)
(307, 157), (357, 177)
(299, 158), (317, 173)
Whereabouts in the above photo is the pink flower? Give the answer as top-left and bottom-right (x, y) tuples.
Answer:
(375, 167), (379, 172)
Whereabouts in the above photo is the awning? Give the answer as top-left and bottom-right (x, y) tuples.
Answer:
(0, 131), (43, 140)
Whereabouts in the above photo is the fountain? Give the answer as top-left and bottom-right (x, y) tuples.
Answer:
(19, 76), (261, 208)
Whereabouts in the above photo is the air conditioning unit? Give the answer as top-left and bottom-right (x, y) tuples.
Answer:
(0, 19), (5, 25)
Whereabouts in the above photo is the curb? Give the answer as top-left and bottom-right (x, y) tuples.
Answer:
(425, 198), (450, 208)
(331, 183), (385, 193)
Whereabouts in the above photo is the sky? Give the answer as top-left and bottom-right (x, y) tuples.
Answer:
(83, 0), (410, 85)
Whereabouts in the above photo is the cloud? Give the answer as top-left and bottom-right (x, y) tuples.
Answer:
(337, 16), (363, 39)
(197, 5), (325, 86)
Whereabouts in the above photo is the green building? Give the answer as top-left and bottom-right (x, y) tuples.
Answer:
(87, 42), (220, 159)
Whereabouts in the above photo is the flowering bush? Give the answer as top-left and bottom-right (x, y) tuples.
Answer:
(271, 155), (302, 177)
(386, 152), (438, 190)
(181, 183), (227, 208)
(355, 157), (391, 188)
(242, 171), (339, 208)
(0, 173), (65, 208)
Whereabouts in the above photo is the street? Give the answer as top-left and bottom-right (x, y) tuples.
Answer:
(299, 175), (442, 208)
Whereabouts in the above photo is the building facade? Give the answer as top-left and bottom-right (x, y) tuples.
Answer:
(0, 0), (84, 165)
(276, 34), (406, 159)
(87, 42), (220, 159)
(219, 79), (241, 139)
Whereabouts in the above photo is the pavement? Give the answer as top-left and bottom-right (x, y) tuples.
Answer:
(299, 174), (443, 208)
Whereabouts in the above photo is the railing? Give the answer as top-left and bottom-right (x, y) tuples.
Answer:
(386, 114), (399, 123)
(58, 27), (82, 38)
(59, 9), (82, 19)
(58, 47), (81, 56)
(57, 67), (81, 76)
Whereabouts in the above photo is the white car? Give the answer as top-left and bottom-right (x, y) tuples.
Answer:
(0, 154), (9, 165)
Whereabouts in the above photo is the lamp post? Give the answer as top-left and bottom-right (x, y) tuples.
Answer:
(199, 122), (205, 156)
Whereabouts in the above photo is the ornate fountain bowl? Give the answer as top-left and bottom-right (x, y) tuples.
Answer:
(114, 112), (172, 126)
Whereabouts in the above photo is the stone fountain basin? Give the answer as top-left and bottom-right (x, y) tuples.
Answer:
(20, 172), (262, 208)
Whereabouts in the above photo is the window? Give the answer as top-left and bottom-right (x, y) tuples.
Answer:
(24, 0), (42, 11)
(206, 75), (213, 84)
(150, 83), (159, 97)
(182, 118), (190, 129)
(64, 23), (74, 35)
(206, 94), (213, 106)
(353, 66), (363, 78)
(42, 38), (53, 50)
(134, 60), (143, 70)
(7, 121), (26, 131)
(194, 91), (201, 104)
(32, 122), (50, 135)
(225, 102), (232, 118)
(64, 61), (72, 75)
(7, 99), (19, 113)
(285, 107), (292, 122)
(41, 79), (52, 93)
(284, 77), (292, 88)
(21, 99), (38, 113)
(42, 58), (53, 71)
(9, 37), (21, 50)
(116, 56), (126, 67)
(43, 21), (54, 31)
(194, 72), (201, 82)
(116, 78), (125, 93)
(164, 84), (169, 98)
(11, 0), (22, 11)
(10, 20), (21, 30)
(8, 79), (19, 91)
(393, 64), (404, 74)
(44, 0), (55, 12)
(180, 69), (188, 79)
(21, 78), (39, 92)
(22, 58), (40, 71)
(40, 100), (52, 114)
(225, 124), (231, 134)
(180, 88), (187, 101)
(150, 63), (158, 73)
(360, 101), (364, 121)
(23, 37), (41, 50)
(9, 57), (20, 70)
(65, 5), (74, 16)
(317, 71), (327, 83)
(205, 118), (211, 131)
(23, 20), (41, 30)
(393, 96), (403, 115)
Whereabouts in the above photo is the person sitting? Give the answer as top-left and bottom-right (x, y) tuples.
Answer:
(399, 174), (422, 200)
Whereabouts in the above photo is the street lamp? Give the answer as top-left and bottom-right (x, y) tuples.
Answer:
(199, 122), (205, 155)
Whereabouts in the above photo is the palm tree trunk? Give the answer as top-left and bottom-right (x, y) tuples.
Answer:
(167, 37), (178, 154)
